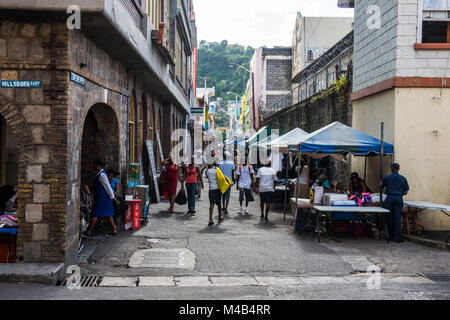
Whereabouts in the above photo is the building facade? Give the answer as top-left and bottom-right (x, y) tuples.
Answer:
(0, 0), (197, 265)
(250, 47), (292, 121)
(292, 13), (354, 81)
(340, 0), (450, 230)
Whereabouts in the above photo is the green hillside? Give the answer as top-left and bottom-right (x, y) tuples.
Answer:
(197, 40), (255, 108)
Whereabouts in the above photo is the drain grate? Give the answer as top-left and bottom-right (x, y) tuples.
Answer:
(420, 273), (450, 283)
(57, 275), (103, 287)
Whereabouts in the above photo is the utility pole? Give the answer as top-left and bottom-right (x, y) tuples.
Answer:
(251, 72), (256, 131)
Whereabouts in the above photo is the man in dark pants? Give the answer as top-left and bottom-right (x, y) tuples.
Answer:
(381, 163), (409, 243)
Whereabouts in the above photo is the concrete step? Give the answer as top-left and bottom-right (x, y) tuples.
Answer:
(0, 263), (65, 285)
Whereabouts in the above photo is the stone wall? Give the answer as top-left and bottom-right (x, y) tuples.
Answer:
(0, 17), (70, 262)
(0, 14), (187, 265)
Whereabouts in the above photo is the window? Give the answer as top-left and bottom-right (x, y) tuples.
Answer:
(176, 31), (182, 82)
(420, 0), (450, 44)
(306, 49), (319, 62)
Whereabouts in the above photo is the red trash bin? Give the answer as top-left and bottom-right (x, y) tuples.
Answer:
(125, 199), (141, 230)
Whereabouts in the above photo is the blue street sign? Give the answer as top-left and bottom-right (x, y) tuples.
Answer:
(70, 72), (85, 86)
(0, 80), (41, 88)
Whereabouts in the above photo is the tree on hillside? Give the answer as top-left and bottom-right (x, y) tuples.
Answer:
(197, 41), (255, 107)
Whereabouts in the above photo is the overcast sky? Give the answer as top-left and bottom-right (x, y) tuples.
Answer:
(194, 0), (354, 48)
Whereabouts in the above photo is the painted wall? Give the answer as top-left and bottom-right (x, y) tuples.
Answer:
(292, 14), (354, 80)
(352, 87), (450, 230)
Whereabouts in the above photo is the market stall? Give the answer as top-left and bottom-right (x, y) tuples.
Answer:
(403, 201), (450, 244)
(288, 121), (394, 241)
(264, 128), (310, 214)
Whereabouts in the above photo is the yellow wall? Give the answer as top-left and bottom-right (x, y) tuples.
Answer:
(394, 87), (450, 230)
(351, 89), (396, 193)
(352, 87), (450, 230)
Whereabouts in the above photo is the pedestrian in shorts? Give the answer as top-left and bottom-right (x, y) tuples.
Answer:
(205, 163), (223, 226)
(256, 160), (277, 223)
(235, 160), (255, 214)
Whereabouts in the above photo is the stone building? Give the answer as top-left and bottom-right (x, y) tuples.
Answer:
(262, 33), (354, 187)
(340, 0), (450, 230)
(249, 47), (292, 122)
(0, 0), (197, 265)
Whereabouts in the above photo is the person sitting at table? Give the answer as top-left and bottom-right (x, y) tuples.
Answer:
(349, 172), (372, 196)
(315, 169), (331, 190)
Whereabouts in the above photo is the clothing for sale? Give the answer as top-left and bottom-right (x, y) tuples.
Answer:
(236, 164), (254, 189)
(256, 167), (277, 193)
(0, 214), (18, 228)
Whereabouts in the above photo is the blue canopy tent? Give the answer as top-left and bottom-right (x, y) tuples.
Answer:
(286, 121), (394, 221)
(295, 122), (393, 156)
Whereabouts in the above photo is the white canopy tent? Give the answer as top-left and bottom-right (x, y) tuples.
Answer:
(267, 128), (309, 154)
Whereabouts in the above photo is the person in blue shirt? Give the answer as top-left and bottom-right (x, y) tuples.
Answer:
(219, 152), (235, 215)
(381, 163), (409, 243)
(107, 169), (121, 227)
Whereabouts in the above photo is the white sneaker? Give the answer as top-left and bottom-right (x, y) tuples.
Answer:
(244, 207), (249, 214)
(239, 206), (243, 214)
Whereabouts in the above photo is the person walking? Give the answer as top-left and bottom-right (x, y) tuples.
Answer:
(256, 160), (277, 222)
(86, 160), (119, 236)
(235, 160), (255, 214)
(381, 163), (409, 243)
(107, 169), (121, 227)
(162, 157), (183, 213)
(194, 149), (207, 199)
(205, 163), (223, 226)
(219, 152), (235, 215)
(183, 156), (203, 215)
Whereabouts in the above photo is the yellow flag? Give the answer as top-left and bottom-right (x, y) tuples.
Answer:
(240, 95), (246, 124)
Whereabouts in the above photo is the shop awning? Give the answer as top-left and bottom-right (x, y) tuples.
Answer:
(247, 126), (271, 146)
(267, 128), (309, 153)
(289, 122), (394, 156)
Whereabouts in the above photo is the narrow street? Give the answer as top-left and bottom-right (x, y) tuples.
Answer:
(2, 185), (449, 300)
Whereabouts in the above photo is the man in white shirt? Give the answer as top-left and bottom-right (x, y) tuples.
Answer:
(256, 160), (278, 222)
(235, 160), (255, 214)
(205, 164), (223, 226)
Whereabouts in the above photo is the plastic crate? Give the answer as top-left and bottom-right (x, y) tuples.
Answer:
(331, 200), (357, 220)
(330, 221), (351, 234)
(352, 223), (370, 236)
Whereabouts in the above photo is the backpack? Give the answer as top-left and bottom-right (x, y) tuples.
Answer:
(216, 167), (232, 194)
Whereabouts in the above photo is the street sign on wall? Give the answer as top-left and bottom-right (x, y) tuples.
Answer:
(0, 80), (41, 88)
(190, 107), (204, 115)
(70, 72), (85, 86)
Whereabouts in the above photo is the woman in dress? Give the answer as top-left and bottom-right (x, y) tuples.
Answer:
(86, 160), (119, 236)
(162, 157), (183, 213)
